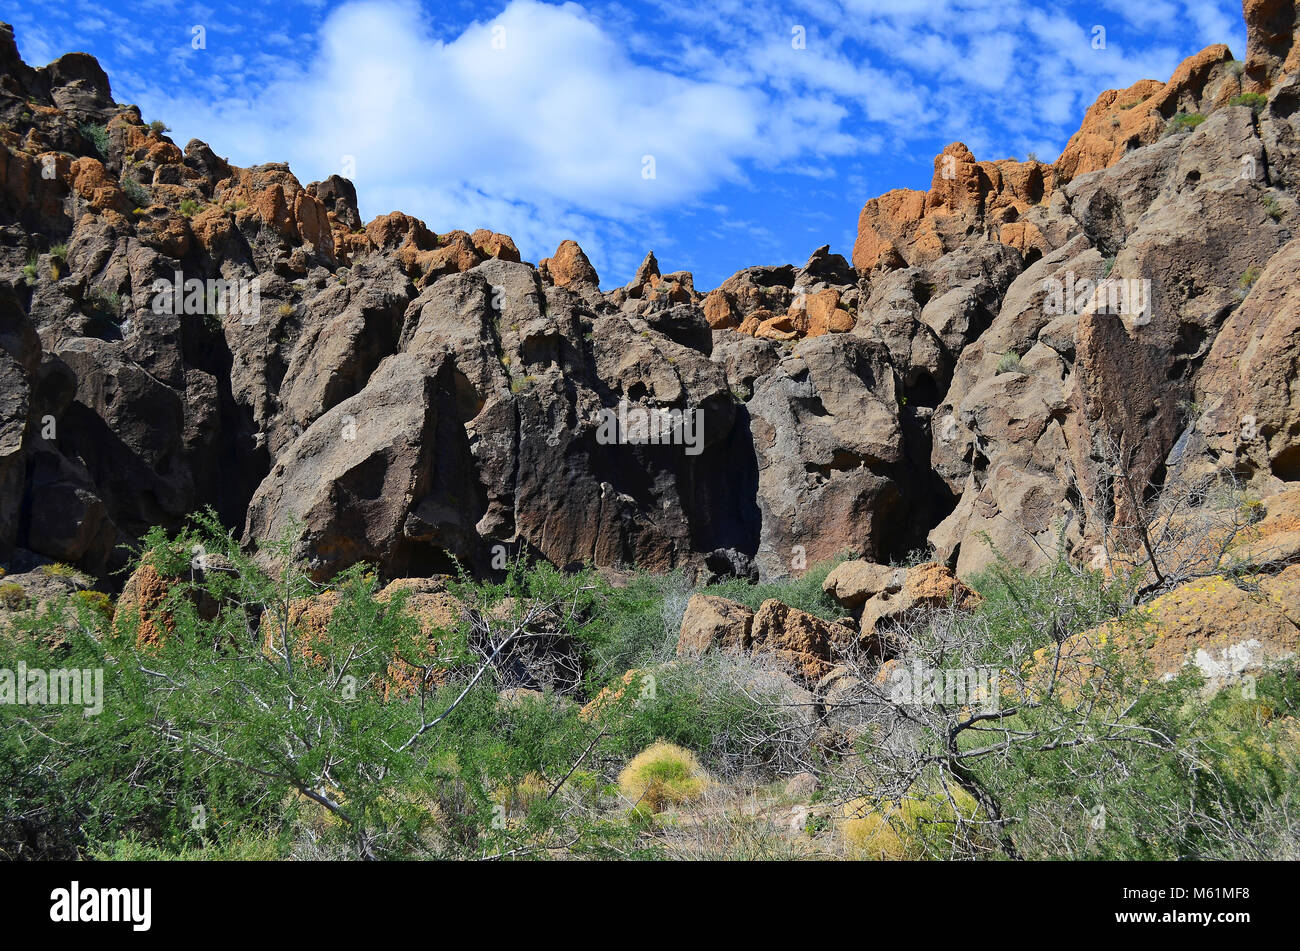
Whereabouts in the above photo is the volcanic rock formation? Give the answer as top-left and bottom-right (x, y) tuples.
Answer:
(2, 1), (1300, 590)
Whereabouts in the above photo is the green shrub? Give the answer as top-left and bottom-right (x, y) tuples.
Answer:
(0, 582), (27, 610)
(73, 590), (115, 623)
(39, 562), (79, 579)
(148, 119), (170, 136)
(1230, 92), (1268, 114)
(94, 833), (285, 861)
(593, 653), (817, 776)
(121, 178), (151, 209)
(84, 289), (123, 322)
(179, 198), (200, 217)
(840, 777), (981, 859)
(509, 374), (538, 394)
(78, 122), (109, 157)
(2, 511), (1294, 862)
(1165, 113), (1206, 135)
(995, 351), (1021, 374)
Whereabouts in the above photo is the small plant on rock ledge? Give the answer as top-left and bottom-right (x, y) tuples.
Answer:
(121, 177), (151, 209)
(84, 288), (123, 322)
(1230, 92), (1268, 114)
(77, 121), (109, 157)
(1238, 266), (1262, 294)
(1164, 112), (1206, 136)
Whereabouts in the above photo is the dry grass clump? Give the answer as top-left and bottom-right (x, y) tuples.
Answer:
(618, 741), (709, 813)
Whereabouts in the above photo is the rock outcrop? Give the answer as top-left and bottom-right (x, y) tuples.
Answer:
(2, 1), (1300, 598)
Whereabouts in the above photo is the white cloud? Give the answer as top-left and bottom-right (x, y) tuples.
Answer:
(36, 0), (1247, 285)
(131, 0), (818, 272)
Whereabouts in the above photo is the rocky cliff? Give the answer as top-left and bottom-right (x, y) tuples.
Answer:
(1, 0), (1299, 589)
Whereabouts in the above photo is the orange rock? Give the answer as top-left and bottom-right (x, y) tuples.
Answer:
(189, 205), (237, 256)
(365, 210), (436, 251)
(852, 39), (1249, 271)
(115, 556), (175, 649)
(415, 230), (483, 284)
(471, 228), (521, 262)
(702, 288), (737, 329)
(1244, 0), (1300, 91)
(755, 312), (799, 341)
(133, 206), (192, 258)
(258, 578), (462, 698)
(293, 188), (331, 252)
(1055, 45), (1238, 186)
(210, 163), (334, 257)
(852, 143), (1050, 271)
(676, 593), (754, 655)
(998, 220), (1047, 260)
(857, 562), (980, 647)
(750, 599), (857, 684)
(1030, 574), (1300, 700)
(376, 578), (463, 699)
(789, 287), (853, 336)
(68, 156), (130, 214)
(581, 668), (645, 720)
(541, 239), (599, 288)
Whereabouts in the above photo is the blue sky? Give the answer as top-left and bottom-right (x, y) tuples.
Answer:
(9, 0), (1246, 289)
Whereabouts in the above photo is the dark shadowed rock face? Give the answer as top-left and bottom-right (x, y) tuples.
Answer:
(3, 4), (1300, 587)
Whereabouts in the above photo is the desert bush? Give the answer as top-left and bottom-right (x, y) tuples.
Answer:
(39, 562), (79, 579)
(839, 777), (981, 859)
(823, 550), (1300, 861)
(3, 508), (1296, 861)
(0, 583), (26, 610)
(594, 651), (820, 777)
(84, 289), (123, 322)
(618, 741), (709, 812)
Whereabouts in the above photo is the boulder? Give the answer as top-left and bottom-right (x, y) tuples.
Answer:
(823, 560), (905, 609)
(676, 593), (754, 655)
(540, 239), (599, 290)
(857, 562), (981, 644)
(750, 598), (856, 683)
